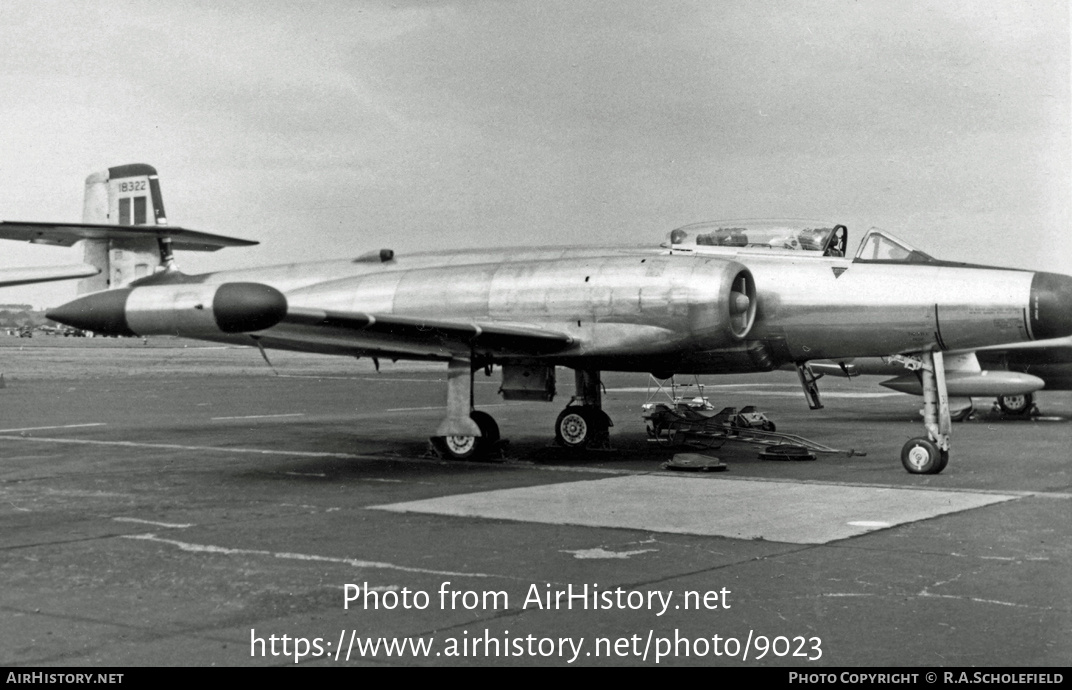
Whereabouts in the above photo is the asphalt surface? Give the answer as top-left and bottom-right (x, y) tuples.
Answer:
(0, 342), (1068, 667)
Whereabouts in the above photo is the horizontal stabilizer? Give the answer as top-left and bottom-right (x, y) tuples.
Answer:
(0, 263), (99, 288)
(284, 307), (574, 355)
(0, 221), (257, 251)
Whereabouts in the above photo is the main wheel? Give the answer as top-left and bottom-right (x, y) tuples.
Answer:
(555, 406), (610, 449)
(997, 393), (1033, 416)
(901, 437), (946, 474)
(555, 407), (593, 448)
(432, 434), (480, 460)
(432, 411), (499, 460)
(470, 410), (500, 442)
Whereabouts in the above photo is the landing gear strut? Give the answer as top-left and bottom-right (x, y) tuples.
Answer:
(895, 351), (951, 474)
(430, 357), (500, 460)
(555, 369), (612, 449)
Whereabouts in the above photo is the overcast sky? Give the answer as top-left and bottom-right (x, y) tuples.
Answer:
(0, 0), (1068, 308)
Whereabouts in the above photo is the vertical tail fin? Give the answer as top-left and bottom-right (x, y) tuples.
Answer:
(79, 163), (169, 294)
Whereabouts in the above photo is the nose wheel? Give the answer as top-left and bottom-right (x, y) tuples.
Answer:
(891, 351), (952, 474)
(900, 437), (949, 474)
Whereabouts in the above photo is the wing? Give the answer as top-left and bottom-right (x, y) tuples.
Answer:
(971, 335), (1072, 353)
(0, 221), (257, 251)
(0, 264), (99, 288)
(271, 306), (574, 357)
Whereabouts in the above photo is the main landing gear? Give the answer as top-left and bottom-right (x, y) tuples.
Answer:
(554, 369), (612, 450)
(892, 351), (951, 474)
(430, 410), (500, 460)
(996, 392), (1036, 417)
(430, 361), (614, 460)
(429, 357), (502, 461)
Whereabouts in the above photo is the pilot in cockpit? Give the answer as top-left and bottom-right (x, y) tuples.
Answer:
(823, 226), (847, 257)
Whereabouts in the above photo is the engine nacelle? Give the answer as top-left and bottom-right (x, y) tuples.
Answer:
(686, 263), (757, 345)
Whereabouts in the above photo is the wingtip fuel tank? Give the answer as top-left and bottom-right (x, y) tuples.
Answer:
(47, 282), (287, 337)
(47, 288), (137, 337)
(879, 370), (1046, 397)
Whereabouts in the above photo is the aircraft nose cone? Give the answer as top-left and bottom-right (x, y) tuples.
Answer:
(212, 282), (287, 333)
(46, 289), (135, 337)
(1030, 272), (1072, 340)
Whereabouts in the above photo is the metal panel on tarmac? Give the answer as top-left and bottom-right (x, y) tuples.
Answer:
(374, 475), (1018, 544)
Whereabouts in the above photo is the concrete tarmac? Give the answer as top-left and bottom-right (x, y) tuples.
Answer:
(0, 342), (1068, 667)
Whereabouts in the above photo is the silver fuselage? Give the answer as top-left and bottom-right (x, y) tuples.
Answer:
(115, 244), (1044, 374)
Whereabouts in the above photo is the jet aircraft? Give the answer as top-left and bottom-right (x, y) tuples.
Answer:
(29, 182), (1072, 475)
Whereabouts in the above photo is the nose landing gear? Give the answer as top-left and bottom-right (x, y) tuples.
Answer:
(895, 351), (952, 474)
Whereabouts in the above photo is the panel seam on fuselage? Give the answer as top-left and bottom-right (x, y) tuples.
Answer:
(933, 304), (948, 351)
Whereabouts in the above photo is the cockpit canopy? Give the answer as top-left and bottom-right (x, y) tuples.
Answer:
(664, 219), (848, 257)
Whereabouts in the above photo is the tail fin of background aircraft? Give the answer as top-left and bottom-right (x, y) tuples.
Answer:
(0, 164), (255, 292)
(79, 163), (170, 294)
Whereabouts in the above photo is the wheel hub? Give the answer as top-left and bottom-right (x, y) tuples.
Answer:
(560, 413), (588, 445)
(445, 435), (476, 454)
(907, 446), (931, 471)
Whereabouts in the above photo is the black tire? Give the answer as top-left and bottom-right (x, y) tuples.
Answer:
(432, 411), (498, 460)
(555, 406), (593, 449)
(555, 406), (612, 450)
(997, 393), (1033, 416)
(470, 410), (500, 442)
(901, 437), (945, 474)
(431, 435), (479, 460)
(935, 448), (950, 474)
